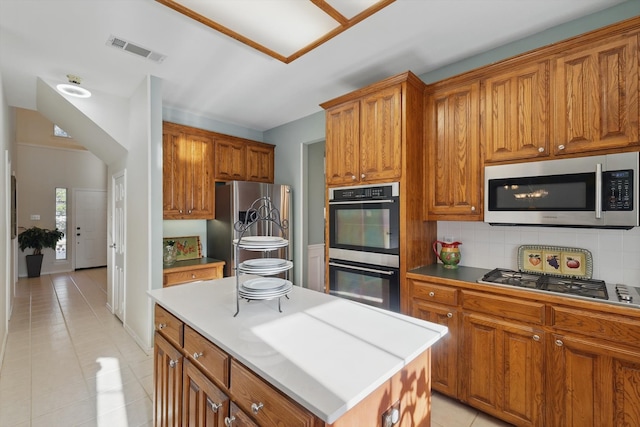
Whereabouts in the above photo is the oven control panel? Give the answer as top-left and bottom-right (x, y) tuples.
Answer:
(329, 182), (399, 201)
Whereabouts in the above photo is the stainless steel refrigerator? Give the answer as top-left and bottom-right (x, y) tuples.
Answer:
(207, 181), (292, 277)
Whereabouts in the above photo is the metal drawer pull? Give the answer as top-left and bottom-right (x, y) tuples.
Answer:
(158, 323), (166, 330)
(555, 339), (564, 347)
(429, 291), (435, 297)
(193, 352), (203, 360)
(447, 313), (453, 318)
(207, 398), (222, 413)
(533, 335), (540, 342)
(251, 402), (264, 414)
(224, 416), (235, 426)
(169, 359), (178, 368)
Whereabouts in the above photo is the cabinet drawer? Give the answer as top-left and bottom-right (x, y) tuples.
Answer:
(551, 306), (640, 347)
(184, 326), (230, 388)
(410, 280), (458, 306)
(155, 304), (184, 347)
(163, 266), (222, 287)
(230, 359), (317, 427)
(228, 402), (259, 427)
(461, 290), (545, 325)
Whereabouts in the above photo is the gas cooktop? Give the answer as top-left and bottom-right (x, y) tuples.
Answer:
(478, 268), (640, 307)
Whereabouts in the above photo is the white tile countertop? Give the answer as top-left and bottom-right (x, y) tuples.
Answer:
(148, 276), (447, 424)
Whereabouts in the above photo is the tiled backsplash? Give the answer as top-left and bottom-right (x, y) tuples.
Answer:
(437, 221), (640, 287)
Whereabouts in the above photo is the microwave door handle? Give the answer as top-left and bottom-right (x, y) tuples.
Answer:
(328, 262), (395, 275)
(329, 199), (395, 205)
(595, 163), (602, 219)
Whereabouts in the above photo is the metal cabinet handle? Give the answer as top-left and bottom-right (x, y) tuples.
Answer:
(558, 144), (565, 150)
(447, 313), (453, 318)
(193, 352), (203, 360)
(555, 339), (564, 347)
(351, 175), (356, 180)
(158, 323), (166, 330)
(191, 274), (196, 279)
(251, 402), (264, 414)
(169, 359), (178, 368)
(224, 416), (236, 426)
(188, 210), (192, 214)
(361, 173), (365, 179)
(207, 397), (222, 413)
(428, 291), (435, 297)
(179, 210), (183, 214)
(538, 147), (544, 153)
(533, 334), (540, 342)
(471, 206), (476, 212)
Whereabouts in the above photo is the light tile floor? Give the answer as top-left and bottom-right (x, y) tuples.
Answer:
(0, 268), (512, 427)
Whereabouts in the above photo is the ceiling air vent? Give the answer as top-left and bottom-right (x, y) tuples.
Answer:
(106, 35), (166, 63)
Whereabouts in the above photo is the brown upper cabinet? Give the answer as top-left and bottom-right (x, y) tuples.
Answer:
(214, 136), (275, 183)
(425, 80), (482, 220)
(246, 142), (275, 183)
(163, 122), (215, 220)
(554, 31), (639, 156)
(483, 60), (551, 163)
(322, 81), (403, 185)
(483, 20), (639, 164)
(163, 122), (275, 219)
(214, 136), (247, 181)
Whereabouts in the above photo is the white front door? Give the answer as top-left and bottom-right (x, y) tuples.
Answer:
(74, 189), (107, 269)
(112, 171), (126, 321)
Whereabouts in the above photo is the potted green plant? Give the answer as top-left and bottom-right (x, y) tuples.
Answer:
(18, 226), (64, 277)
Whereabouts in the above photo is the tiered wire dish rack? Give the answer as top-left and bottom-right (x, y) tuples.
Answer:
(232, 196), (291, 317)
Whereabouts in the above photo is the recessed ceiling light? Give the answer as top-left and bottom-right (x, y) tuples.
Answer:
(56, 74), (92, 98)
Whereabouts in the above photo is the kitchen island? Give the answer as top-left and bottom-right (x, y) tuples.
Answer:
(148, 276), (447, 426)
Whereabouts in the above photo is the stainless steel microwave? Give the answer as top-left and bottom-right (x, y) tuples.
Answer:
(484, 152), (639, 229)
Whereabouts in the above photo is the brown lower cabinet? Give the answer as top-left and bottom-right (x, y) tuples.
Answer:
(407, 275), (640, 427)
(153, 305), (324, 427)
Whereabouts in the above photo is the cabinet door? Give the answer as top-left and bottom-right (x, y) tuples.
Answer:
(360, 85), (402, 182)
(427, 82), (481, 219)
(184, 132), (214, 219)
(462, 314), (544, 427)
(163, 127), (187, 218)
(246, 143), (274, 183)
(412, 299), (458, 397)
(154, 332), (183, 427)
(215, 138), (247, 181)
(325, 100), (360, 185)
(183, 359), (229, 427)
(554, 33), (639, 155)
(547, 333), (640, 427)
(484, 60), (551, 162)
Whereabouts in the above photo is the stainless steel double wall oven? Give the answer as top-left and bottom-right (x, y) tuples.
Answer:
(328, 182), (400, 311)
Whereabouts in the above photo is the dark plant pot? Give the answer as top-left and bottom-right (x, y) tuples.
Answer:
(26, 254), (44, 278)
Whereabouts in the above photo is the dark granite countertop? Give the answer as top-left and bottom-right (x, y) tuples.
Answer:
(408, 264), (491, 284)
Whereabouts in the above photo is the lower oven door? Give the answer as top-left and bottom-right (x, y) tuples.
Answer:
(328, 258), (400, 312)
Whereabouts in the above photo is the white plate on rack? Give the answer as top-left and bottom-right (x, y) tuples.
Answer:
(242, 277), (289, 291)
(243, 258), (287, 268)
(233, 238), (289, 248)
(239, 236), (283, 243)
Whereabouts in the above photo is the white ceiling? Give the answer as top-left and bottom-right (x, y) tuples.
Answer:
(0, 0), (629, 132)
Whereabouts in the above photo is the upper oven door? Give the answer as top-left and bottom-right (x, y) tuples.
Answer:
(328, 197), (399, 257)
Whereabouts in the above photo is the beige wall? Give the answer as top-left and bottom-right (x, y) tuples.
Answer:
(16, 108), (86, 151)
